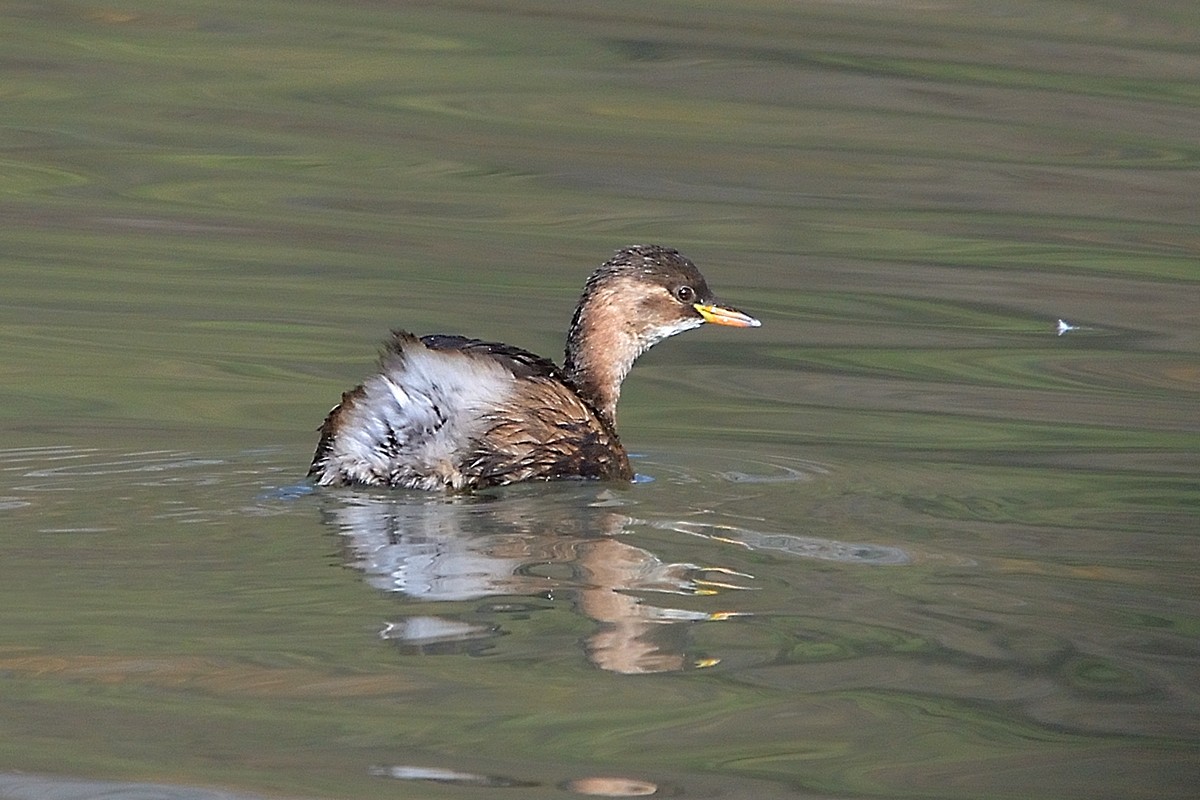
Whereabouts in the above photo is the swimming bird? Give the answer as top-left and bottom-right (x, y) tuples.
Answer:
(309, 244), (760, 490)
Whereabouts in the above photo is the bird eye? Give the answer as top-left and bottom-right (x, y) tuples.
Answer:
(674, 285), (695, 303)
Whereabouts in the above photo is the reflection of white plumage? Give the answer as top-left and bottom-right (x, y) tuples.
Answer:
(320, 490), (753, 673)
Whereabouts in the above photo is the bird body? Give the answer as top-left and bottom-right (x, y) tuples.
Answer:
(309, 245), (759, 490)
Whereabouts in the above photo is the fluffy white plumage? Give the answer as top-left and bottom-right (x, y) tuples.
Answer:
(316, 342), (518, 490)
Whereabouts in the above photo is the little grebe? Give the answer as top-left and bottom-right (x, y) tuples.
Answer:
(309, 244), (760, 490)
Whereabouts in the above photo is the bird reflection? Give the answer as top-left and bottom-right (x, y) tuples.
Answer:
(318, 488), (750, 674)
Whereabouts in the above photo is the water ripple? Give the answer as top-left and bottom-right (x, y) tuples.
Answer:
(655, 520), (910, 565)
(20, 451), (225, 479)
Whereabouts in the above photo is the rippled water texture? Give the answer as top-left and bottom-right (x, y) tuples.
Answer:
(2, 1), (1198, 798)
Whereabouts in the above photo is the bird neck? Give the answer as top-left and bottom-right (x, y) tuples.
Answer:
(564, 291), (643, 426)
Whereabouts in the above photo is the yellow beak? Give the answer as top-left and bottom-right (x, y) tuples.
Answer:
(694, 303), (761, 328)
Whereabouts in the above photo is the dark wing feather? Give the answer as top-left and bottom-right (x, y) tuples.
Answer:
(418, 333), (563, 381)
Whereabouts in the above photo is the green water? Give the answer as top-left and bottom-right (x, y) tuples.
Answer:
(2, 1), (1197, 798)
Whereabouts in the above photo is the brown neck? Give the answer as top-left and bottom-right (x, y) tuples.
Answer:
(564, 286), (642, 426)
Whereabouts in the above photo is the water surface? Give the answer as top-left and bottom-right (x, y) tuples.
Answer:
(2, 1), (1198, 798)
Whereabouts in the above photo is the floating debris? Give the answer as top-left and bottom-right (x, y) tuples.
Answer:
(1057, 318), (1081, 336)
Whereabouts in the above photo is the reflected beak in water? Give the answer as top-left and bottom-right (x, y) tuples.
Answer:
(694, 303), (762, 328)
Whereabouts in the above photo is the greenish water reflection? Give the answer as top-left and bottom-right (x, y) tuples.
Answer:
(2, 1), (1198, 798)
